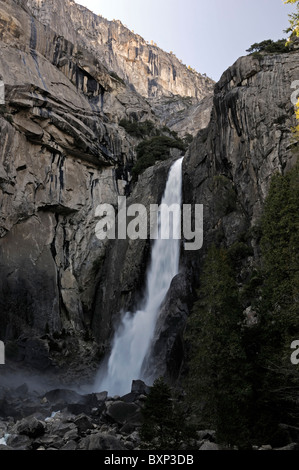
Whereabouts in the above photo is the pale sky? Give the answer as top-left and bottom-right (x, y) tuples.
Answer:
(76, 0), (294, 81)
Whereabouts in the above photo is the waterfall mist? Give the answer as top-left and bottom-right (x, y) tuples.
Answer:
(94, 157), (183, 396)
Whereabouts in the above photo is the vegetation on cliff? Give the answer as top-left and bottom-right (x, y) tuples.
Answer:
(284, 0), (299, 39)
(132, 135), (186, 181)
(246, 39), (290, 56)
(118, 117), (188, 180)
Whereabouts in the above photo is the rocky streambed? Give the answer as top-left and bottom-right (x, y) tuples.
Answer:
(0, 372), (219, 451)
(0, 377), (144, 451)
(0, 371), (298, 451)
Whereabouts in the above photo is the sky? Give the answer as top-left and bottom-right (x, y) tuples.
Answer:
(76, 0), (295, 82)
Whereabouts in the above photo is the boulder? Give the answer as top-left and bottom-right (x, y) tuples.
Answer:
(44, 389), (84, 409)
(14, 416), (45, 439)
(74, 414), (94, 434)
(106, 401), (142, 426)
(79, 433), (125, 450)
(95, 391), (108, 402)
(199, 441), (219, 451)
(61, 440), (78, 450)
(46, 420), (77, 439)
(131, 380), (150, 395)
(6, 433), (32, 450)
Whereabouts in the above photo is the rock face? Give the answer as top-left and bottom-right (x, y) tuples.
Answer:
(0, 0), (192, 374)
(1, 0), (299, 401)
(150, 95), (214, 137)
(24, 0), (215, 100)
(0, 0), (158, 366)
(139, 52), (299, 384)
(183, 51), (298, 298)
(142, 272), (191, 384)
(23, 0), (215, 137)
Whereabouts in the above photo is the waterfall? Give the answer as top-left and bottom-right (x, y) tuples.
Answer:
(95, 157), (184, 396)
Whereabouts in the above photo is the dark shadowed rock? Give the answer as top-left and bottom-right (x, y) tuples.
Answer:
(199, 441), (219, 450)
(18, 337), (52, 370)
(15, 383), (29, 396)
(66, 403), (88, 415)
(79, 433), (125, 450)
(14, 416), (45, 439)
(46, 420), (77, 439)
(67, 392), (105, 415)
(106, 401), (142, 426)
(44, 389), (84, 408)
(120, 422), (138, 435)
(119, 392), (139, 404)
(61, 440), (78, 450)
(0, 444), (14, 450)
(6, 433), (32, 450)
(34, 434), (62, 449)
(131, 380), (150, 395)
(74, 414), (94, 434)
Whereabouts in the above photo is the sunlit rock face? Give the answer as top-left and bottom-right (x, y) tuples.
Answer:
(23, 0), (215, 138)
(24, 0), (215, 100)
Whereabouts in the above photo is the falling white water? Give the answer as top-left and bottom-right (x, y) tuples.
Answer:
(94, 157), (183, 396)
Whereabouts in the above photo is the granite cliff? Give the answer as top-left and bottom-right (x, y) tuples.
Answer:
(24, 0), (215, 136)
(25, 0), (214, 100)
(183, 51), (298, 273)
(0, 0), (210, 376)
(140, 51), (299, 383)
(0, 0), (298, 392)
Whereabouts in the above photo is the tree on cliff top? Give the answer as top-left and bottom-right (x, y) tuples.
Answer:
(284, 0), (299, 38)
(246, 39), (290, 55)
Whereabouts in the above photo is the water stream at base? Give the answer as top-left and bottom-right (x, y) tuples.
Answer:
(94, 157), (183, 396)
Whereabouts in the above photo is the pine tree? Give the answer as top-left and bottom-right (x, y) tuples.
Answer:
(140, 377), (193, 450)
(252, 162), (299, 445)
(186, 245), (252, 448)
